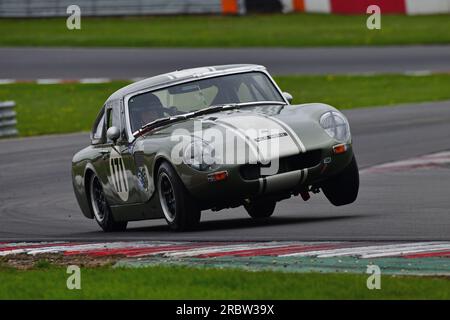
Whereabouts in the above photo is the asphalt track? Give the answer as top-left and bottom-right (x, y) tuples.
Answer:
(0, 100), (449, 241)
(1, 45), (450, 79)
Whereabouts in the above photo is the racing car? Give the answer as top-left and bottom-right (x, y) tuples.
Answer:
(72, 64), (359, 231)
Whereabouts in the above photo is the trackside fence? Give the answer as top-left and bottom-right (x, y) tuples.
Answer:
(0, 0), (449, 17)
(0, 0), (245, 17)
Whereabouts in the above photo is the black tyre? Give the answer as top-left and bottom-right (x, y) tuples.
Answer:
(322, 156), (359, 206)
(244, 199), (276, 218)
(157, 162), (201, 231)
(89, 174), (128, 232)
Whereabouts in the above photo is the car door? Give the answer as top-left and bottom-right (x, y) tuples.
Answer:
(97, 101), (141, 206)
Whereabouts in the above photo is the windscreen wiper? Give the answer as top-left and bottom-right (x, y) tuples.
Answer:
(191, 104), (239, 117)
(238, 101), (286, 107)
(133, 115), (187, 137)
(133, 104), (239, 138)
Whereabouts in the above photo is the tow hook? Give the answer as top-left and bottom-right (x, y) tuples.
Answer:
(300, 191), (310, 201)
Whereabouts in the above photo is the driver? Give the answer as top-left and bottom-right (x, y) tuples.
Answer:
(129, 93), (166, 132)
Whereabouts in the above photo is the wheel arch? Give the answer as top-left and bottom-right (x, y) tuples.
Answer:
(152, 155), (180, 189)
(82, 163), (99, 219)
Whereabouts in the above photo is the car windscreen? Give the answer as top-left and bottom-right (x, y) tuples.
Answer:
(128, 72), (284, 132)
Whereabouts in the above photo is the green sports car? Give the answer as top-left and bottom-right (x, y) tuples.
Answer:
(71, 64), (359, 232)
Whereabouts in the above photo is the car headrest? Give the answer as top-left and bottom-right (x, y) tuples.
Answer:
(129, 93), (164, 111)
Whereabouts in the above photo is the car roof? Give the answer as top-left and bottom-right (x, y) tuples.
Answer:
(106, 64), (267, 102)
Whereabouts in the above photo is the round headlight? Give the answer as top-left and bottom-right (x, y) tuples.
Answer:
(320, 111), (351, 143)
(183, 139), (217, 171)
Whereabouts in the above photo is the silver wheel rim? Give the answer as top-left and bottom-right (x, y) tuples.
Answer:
(90, 176), (106, 222)
(158, 172), (176, 223)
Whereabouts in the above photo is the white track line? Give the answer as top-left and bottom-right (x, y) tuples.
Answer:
(361, 151), (450, 174)
(2, 70), (449, 86)
(27, 242), (138, 255)
(132, 241), (338, 258)
(160, 242), (298, 258)
(157, 241), (336, 258)
(0, 79), (16, 84)
(79, 78), (112, 84)
(36, 79), (63, 84)
(404, 70), (433, 76)
(28, 241), (185, 255)
(0, 242), (66, 256)
(0, 241), (64, 248)
(2, 241), (449, 259)
(361, 244), (450, 258)
(0, 241), (178, 256)
(280, 242), (447, 258)
(319, 242), (450, 258)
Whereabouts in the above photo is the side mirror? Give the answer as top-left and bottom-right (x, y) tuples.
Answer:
(106, 126), (120, 144)
(282, 92), (293, 103)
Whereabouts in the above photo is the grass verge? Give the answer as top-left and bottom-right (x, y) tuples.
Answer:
(1, 74), (450, 137)
(1, 14), (450, 47)
(0, 265), (449, 299)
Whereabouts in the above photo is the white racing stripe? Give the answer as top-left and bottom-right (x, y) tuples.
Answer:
(264, 115), (306, 153)
(205, 119), (261, 164)
(218, 114), (302, 159)
(211, 114), (309, 191)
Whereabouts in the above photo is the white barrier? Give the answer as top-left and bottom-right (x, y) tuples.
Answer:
(0, 101), (18, 137)
(304, 0), (331, 13)
(406, 0), (450, 15)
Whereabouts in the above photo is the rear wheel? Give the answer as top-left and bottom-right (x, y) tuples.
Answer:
(157, 162), (201, 231)
(244, 199), (276, 219)
(322, 156), (359, 206)
(89, 174), (127, 232)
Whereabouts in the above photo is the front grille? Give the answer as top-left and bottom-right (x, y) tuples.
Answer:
(240, 150), (322, 180)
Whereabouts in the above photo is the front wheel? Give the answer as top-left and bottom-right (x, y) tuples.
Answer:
(244, 200), (276, 218)
(322, 156), (359, 206)
(157, 162), (201, 231)
(89, 174), (127, 232)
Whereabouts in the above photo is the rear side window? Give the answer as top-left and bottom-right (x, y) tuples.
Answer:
(105, 107), (119, 143)
(106, 109), (113, 129)
(92, 109), (105, 142)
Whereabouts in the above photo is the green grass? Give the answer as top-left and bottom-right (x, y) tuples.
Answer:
(1, 14), (450, 47)
(1, 74), (450, 137)
(0, 265), (448, 299)
(0, 81), (128, 136)
(277, 74), (450, 109)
